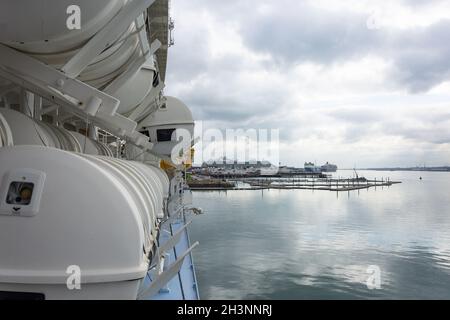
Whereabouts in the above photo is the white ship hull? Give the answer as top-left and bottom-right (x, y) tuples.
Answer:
(0, 0), (199, 300)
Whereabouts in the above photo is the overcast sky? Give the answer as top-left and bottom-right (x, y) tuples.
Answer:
(165, 0), (450, 168)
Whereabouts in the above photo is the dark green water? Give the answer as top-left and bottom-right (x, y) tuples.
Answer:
(189, 170), (450, 299)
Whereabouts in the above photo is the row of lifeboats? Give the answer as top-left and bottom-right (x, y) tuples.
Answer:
(0, 108), (113, 156)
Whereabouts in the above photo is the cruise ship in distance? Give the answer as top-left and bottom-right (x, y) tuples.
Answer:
(321, 162), (338, 172)
(304, 162), (338, 173)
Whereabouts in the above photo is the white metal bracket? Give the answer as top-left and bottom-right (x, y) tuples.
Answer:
(61, 0), (156, 78)
(0, 44), (152, 150)
(138, 242), (199, 299)
(159, 220), (192, 255)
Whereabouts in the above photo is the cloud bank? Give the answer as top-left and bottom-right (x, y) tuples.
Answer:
(166, 0), (450, 167)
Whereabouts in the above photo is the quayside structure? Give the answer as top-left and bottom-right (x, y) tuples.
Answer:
(0, 0), (199, 300)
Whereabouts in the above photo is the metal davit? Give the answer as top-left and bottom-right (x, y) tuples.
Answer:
(0, 0), (199, 300)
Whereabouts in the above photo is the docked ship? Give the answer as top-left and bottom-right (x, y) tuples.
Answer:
(304, 162), (321, 173)
(0, 0), (199, 300)
(320, 162), (338, 172)
(304, 162), (338, 173)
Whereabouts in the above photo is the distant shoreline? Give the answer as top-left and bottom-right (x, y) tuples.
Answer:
(341, 167), (450, 172)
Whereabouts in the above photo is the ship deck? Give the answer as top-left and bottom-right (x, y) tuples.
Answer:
(140, 190), (199, 300)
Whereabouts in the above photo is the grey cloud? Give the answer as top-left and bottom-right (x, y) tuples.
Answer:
(388, 20), (450, 93)
(326, 106), (450, 145)
(176, 79), (288, 125)
(242, 3), (382, 66)
(327, 108), (384, 124)
(238, 1), (450, 93)
(401, 0), (446, 7)
(169, 50), (291, 126)
(166, 0), (450, 166)
(342, 125), (373, 143)
(384, 123), (450, 144)
(166, 21), (211, 81)
(170, 0), (450, 96)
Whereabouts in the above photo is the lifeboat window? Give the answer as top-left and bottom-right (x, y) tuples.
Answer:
(157, 128), (176, 142)
(152, 71), (160, 88)
(6, 182), (34, 206)
(139, 129), (151, 142)
(0, 291), (45, 300)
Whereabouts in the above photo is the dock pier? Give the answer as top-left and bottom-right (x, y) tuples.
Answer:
(189, 176), (401, 192)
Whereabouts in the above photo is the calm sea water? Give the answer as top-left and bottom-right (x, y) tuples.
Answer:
(189, 170), (450, 299)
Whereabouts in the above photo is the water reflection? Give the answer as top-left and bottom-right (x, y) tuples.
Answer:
(189, 171), (450, 299)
